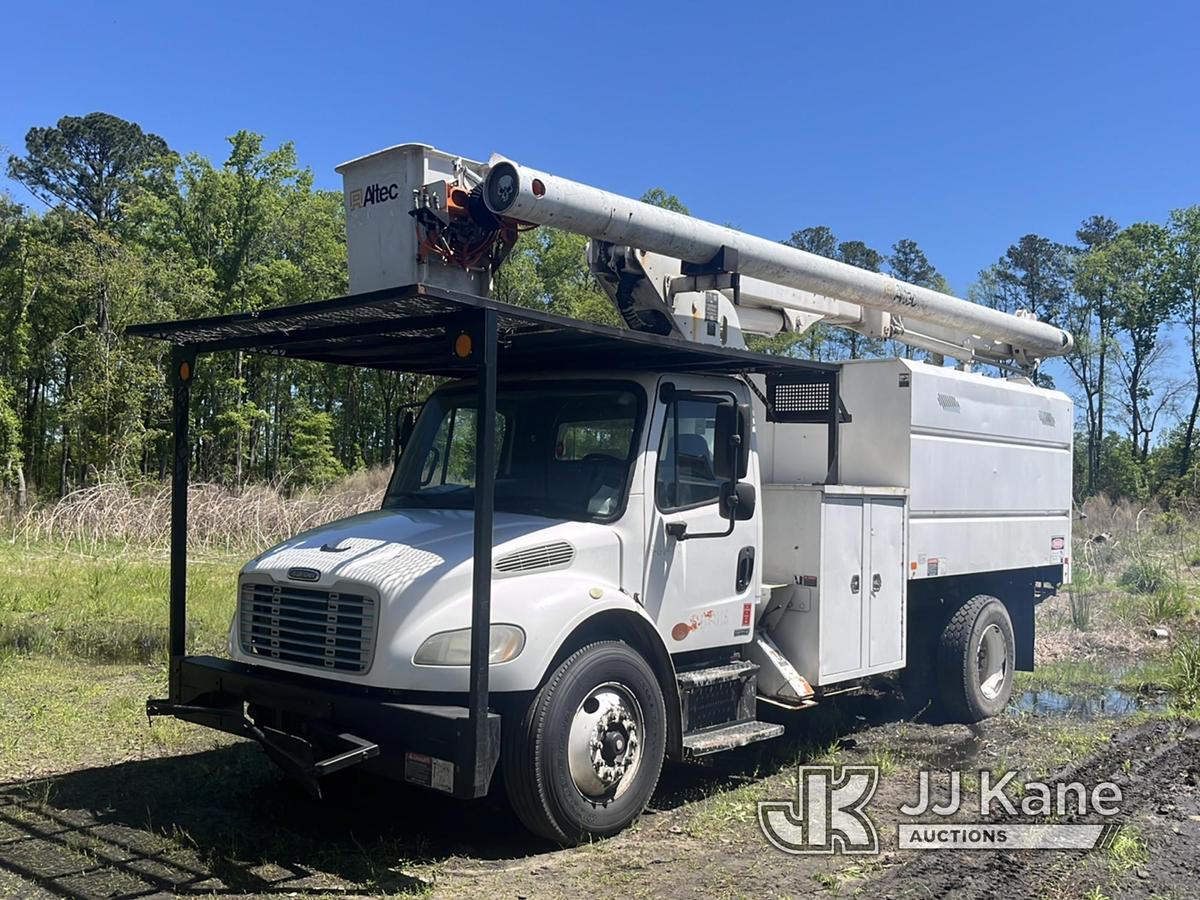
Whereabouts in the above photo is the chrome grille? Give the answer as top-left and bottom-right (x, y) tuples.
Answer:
(495, 540), (575, 574)
(239, 582), (377, 674)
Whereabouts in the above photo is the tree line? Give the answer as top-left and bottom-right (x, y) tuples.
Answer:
(1, 112), (1196, 503)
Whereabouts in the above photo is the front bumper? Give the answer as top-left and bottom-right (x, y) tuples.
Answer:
(149, 655), (501, 799)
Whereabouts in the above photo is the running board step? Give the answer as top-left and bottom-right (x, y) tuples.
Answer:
(675, 659), (758, 689)
(683, 720), (785, 758)
(677, 660), (759, 734)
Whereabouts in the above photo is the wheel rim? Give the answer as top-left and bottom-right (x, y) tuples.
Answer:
(567, 682), (644, 801)
(976, 623), (1008, 701)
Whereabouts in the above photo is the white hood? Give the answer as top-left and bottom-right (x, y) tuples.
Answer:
(243, 506), (619, 593)
(233, 507), (626, 691)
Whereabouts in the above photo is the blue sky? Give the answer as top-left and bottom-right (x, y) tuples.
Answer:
(3, 1), (1198, 297)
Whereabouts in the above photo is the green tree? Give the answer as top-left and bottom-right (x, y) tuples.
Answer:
(1167, 206), (1200, 476)
(640, 188), (689, 215)
(283, 407), (345, 487)
(986, 233), (1073, 387)
(0, 378), (24, 501)
(990, 234), (1072, 324)
(141, 131), (346, 485)
(786, 226), (838, 259)
(1105, 223), (1179, 460)
(8, 113), (177, 337)
(1071, 215), (1120, 492)
(888, 238), (941, 288)
(6, 112), (174, 231)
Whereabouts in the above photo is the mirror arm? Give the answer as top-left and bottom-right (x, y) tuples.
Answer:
(666, 485), (739, 542)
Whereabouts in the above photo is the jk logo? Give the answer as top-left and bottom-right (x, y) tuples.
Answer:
(758, 765), (880, 854)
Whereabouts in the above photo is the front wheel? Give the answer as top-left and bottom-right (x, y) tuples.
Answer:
(502, 641), (666, 845)
(937, 594), (1016, 722)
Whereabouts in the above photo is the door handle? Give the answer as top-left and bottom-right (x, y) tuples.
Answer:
(735, 546), (755, 593)
(872, 573), (882, 593)
(850, 575), (860, 594)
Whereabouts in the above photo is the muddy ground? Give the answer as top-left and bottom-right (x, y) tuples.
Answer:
(0, 676), (1196, 900)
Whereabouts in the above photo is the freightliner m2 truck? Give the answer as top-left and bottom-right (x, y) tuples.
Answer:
(134, 145), (1073, 844)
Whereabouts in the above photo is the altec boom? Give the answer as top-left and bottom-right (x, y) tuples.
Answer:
(481, 157), (1072, 367)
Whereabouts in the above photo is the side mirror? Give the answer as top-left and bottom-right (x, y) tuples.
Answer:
(713, 401), (751, 480)
(720, 481), (756, 521)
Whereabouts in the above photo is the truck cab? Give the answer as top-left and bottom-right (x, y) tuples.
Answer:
(232, 372), (759, 695)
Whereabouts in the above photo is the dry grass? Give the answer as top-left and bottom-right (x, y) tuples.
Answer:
(5, 467), (390, 555)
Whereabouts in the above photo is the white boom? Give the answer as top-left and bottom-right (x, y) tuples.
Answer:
(481, 158), (1073, 370)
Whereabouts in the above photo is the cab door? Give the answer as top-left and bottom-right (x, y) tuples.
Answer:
(642, 377), (758, 652)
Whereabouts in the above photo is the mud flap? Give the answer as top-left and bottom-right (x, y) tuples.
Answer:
(746, 633), (816, 707)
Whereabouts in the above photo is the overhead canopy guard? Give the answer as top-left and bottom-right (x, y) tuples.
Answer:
(127, 282), (838, 378)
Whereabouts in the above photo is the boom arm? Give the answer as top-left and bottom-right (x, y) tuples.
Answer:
(479, 158), (1073, 371)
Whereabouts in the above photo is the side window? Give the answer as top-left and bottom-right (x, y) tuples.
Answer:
(555, 418), (634, 461)
(655, 397), (722, 511)
(418, 406), (508, 488)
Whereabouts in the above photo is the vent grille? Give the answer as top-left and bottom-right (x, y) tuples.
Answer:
(495, 541), (575, 574)
(765, 371), (847, 424)
(775, 381), (830, 412)
(239, 582), (377, 674)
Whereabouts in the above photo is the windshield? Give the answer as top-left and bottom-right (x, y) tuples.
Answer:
(384, 382), (644, 523)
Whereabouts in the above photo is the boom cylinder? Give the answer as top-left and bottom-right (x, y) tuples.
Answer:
(484, 160), (1073, 359)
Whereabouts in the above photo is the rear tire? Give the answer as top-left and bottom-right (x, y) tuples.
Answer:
(502, 641), (666, 845)
(937, 594), (1015, 723)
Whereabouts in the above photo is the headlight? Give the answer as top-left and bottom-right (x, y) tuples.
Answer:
(413, 624), (526, 666)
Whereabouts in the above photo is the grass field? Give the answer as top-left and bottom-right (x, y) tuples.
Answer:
(0, 545), (239, 664)
(0, 544), (242, 783)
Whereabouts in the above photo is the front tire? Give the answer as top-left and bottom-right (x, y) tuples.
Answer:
(502, 641), (666, 845)
(937, 594), (1016, 722)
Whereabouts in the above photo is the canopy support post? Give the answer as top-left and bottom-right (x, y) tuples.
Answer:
(466, 307), (498, 792)
(168, 346), (196, 701)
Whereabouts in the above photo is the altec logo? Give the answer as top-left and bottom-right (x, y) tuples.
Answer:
(349, 182), (400, 210)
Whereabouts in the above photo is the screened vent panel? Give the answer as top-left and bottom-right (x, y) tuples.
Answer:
(766, 372), (840, 424)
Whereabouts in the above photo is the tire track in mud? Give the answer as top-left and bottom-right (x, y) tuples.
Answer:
(866, 720), (1200, 899)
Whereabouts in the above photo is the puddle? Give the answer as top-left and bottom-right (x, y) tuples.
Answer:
(917, 724), (988, 770)
(1013, 687), (1168, 720)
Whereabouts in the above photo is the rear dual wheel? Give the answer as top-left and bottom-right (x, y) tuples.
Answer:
(502, 641), (666, 845)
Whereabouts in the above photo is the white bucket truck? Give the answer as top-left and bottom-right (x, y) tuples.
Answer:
(136, 144), (1072, 844)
